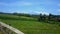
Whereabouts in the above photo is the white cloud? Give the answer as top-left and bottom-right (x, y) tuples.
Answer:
(0, 1), (54, 6)
(12, 2), (32, 6)
(12, 10), (29, 14)
(39, 11), (49, 15)
(30, 11), (49, 15)
(11, 10), (49, 15)
(0, 2), (8, 5)
(57, 9), (60, 12)
(58, 4), (60, 6)
(19, 1), (32, 6)
(0, 1), (32, 6)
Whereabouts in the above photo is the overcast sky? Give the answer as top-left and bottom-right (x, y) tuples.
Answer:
(0, 0), (60, 15)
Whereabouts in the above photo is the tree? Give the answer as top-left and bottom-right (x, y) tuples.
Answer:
(38, 13), (46, 21)
(38, 13), (42, 21)
(0, 12), (4, 14)
(13, 12), (18, 15)
(48, 13), (53, 21)
(43, 14), (46, 21)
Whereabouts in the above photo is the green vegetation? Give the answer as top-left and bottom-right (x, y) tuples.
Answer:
(0, 31), (4, 34)
(0, 13), (60, 34)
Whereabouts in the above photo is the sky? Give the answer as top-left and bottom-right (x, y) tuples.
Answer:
(0, 0), (60, 15)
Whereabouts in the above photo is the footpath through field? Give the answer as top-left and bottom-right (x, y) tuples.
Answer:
(0, 22), (24, 34)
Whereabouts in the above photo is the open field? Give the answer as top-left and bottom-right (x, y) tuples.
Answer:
(0, 14), (60, 34)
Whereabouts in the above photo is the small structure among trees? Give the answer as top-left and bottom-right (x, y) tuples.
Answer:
(57, 18), (60, 22)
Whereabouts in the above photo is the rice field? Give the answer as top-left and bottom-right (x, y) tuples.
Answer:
(0, 14), (60, 34)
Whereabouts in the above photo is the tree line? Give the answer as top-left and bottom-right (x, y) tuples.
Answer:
(0, 12), (60, 22)
(38, 13), (60, 24)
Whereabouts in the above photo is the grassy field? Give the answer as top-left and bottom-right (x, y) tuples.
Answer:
(0, 14), (60, 34)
